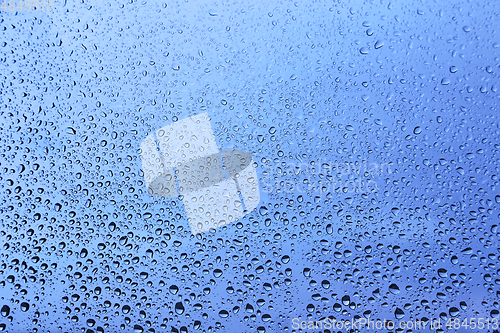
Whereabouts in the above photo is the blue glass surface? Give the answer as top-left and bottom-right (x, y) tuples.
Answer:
(1, 0), (499, 332)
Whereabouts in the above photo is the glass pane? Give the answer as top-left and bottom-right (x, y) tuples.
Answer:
(1, 0), (499, 332)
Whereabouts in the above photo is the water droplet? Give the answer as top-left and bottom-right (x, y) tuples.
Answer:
(1, 305), (10, 317)
(175, 302), (185, 315)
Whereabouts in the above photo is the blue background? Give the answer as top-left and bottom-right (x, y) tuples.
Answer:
(1, 0), (499, 332)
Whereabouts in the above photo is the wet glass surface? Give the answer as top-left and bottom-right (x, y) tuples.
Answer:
(1, 0), (499, 332)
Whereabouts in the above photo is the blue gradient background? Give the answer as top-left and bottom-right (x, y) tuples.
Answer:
(0, 0), (499, 332)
